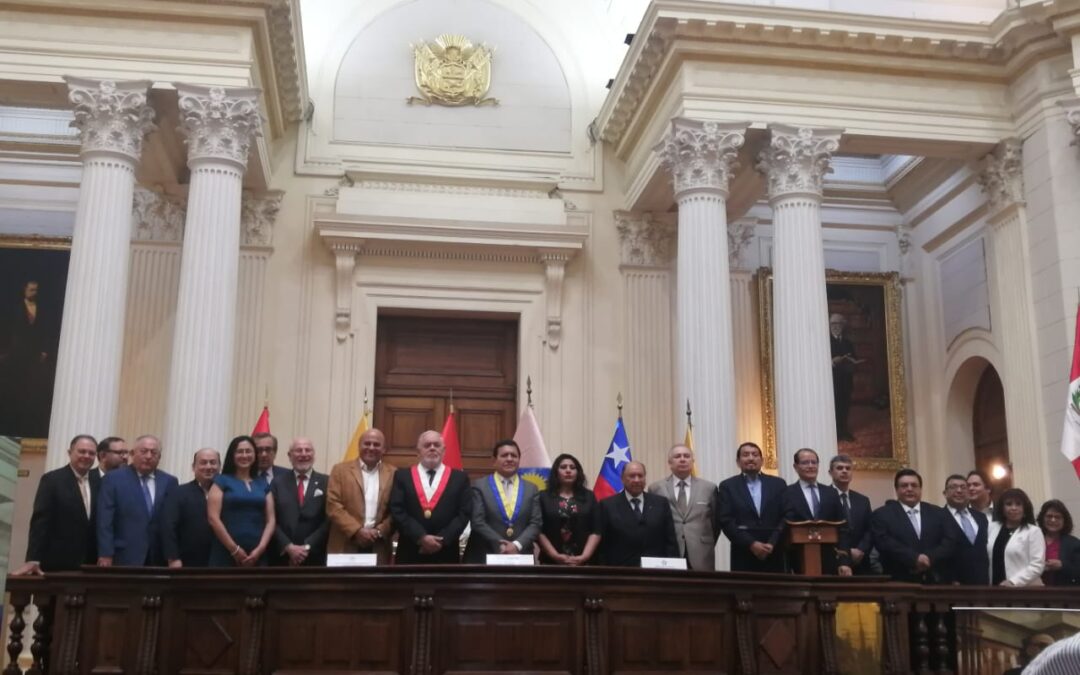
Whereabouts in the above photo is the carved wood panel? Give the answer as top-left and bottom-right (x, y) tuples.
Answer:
(752, 600), (813, 675)
(166, 601), (245, 674)
(82, 598), (142, 674)
(607, 610), (735, 673)
(271, 609), (406, 673)
(436, 606), (579, 673)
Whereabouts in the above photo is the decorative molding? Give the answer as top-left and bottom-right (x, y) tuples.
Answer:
(540, 250), (571, 350)
(728, 218), (756, 269)
(352, 180), (551, 200)
(757, 124), (843, 201)
(896, 224), (913, 257)
(132, 187), (186, 243)
(654, 118), (748, 197)
(326, 239), (363, 344)
(600, 19), (676, 144)
(64, 77), (155, 161)
(266, 0), (306, 123)
(240, 190), (283, 247)
(976, 138), (1024, 218)
(175, 84), (262, 168)
(323, 175), (355, 198)
(1059, 96), (1080, 150)
(615, 211), (676, 267)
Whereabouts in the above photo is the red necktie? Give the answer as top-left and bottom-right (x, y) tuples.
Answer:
(297, 473), (306, 506)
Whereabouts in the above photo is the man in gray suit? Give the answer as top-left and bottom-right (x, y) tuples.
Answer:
(463, 439), (542, 563)
(648, 444), (718, 570)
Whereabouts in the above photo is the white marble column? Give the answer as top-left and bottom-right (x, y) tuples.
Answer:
(757, 124), (842, 482)
(655, 118), (749, 482)
(163, 85), (261, 463)
(46, 78), (155, 468)
(978, 139), (1049, 505)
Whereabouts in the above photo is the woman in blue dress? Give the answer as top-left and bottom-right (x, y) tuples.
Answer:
(207, 435), (276, 567)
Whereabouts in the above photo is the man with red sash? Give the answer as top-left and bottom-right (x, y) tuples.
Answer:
(389, 429), (472, 564)
(462, 439), (542, 563)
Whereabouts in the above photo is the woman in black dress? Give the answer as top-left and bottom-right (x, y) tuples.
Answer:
(537, 453), (601, 565)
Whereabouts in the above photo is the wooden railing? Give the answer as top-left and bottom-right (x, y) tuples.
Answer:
(4, 567), (1080, 675)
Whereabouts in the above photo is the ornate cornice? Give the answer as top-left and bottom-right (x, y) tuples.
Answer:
(241, 190), (283, 247)
(175, 84), (262, 168)
(654, 118), (748, 197)
(266, 0), (305, 123)
(132, 187), (186, 242)
(64, 77), (155, 161)
(615, 211), (676, 267)
(756, 124), (842, 201)
(976, 138), (1024, 217)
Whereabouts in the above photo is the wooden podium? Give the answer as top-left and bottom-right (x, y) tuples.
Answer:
(785, 519), (845, 576)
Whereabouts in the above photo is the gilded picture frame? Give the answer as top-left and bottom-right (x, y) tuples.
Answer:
(757, 269), (908, 472)
(0, 235), (72, 449)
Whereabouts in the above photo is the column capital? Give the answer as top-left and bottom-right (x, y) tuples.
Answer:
(615, 211), (676, 267)
(756, 124), (842, 201)
(64, 77), (155, 161)
(241, 190), (284, 247)
(976, 138), (1024, 221)
(133, 187), (186, 242)
(175, 84), (262, 168)
(654, 118), (748, 198)
(1059, 96), (1080, 147)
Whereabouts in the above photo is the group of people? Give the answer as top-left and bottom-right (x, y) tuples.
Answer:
(15, 430), (1080, 587)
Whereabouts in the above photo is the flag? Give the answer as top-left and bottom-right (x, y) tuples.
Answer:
(515, 406), (551, 490)
(252, 406), (270, 435)
(684, 422), (699, 478)
(442, 407), (463, 470)
(594, 417), (632, 500)
(342, 409), (371, 462)
(1061, 308), (1080, 479)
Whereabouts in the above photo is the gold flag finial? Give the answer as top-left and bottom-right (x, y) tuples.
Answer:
(616, 392), (623, 417)
(449, 387), (455, 414)
(526, 376), (533, 408)
(362, 387), (370, 416)
(686, 399), (693, 430)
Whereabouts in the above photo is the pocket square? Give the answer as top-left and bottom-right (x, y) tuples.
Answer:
(313, 488), (324, 497)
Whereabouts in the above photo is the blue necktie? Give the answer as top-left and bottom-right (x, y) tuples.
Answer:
(959, 509), (977, 545)
(809, 484), (820, 519)
(140, 474), (153, 514)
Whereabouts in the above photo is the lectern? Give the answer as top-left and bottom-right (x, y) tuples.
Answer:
(785, 519), (845, 576)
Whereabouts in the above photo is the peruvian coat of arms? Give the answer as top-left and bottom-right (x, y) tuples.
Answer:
(407, 34), (498, 107)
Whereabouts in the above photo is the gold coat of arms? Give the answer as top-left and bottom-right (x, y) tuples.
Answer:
(407, 34), (498, 107)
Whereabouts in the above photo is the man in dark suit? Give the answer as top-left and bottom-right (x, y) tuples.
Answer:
(271, 437), (329, 566)
(95, 436), (128, 479)
(161, 448), (219, 568)
(871, 468), (958, 583)
(97, 434), (178, 566)
(598, 461), (678, 566)
(828, 454), (875, 575)
(253, 432), (290, 485)
(389, 429), (472, 564)
(463, 439), (542, 563)
(781, 448), (850, 575)
(942, 473), (989, 585)
(830, 313), (858, 442)
(716, 442), (788, 573)
(13, 434), (99, 575)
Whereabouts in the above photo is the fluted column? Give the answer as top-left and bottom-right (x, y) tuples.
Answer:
(163, 85), (260, 465)
(47, 78), (154, 468)
(978, 139), (1048, 505)
(655, 118), (749, 482)
(757, 124), (842, 481)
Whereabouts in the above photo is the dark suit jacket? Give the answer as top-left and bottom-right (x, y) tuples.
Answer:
(26, 466), (100, 571)
(1046, 534), (1080, 586)
(781, 481), (847, 574)
(597, 492), (678, 567)
(270, 470), (329, 566)
(834, 488), (874, 574)
(944, 507), (989, 585)
(389, 466), (472, 564)
(160, 481), (214, 567)
(871, 500), (957, 583)
(716, 473), (788, 573)
(463, 476), (542, 563)
(97, 466), (178, 566)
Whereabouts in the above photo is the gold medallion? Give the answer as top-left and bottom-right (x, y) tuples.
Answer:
(505, 527), (514, 538)
(407, 34), (498, 107)
(424, 509), (432, 519)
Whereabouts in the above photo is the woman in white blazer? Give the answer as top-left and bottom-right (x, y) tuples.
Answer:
(987, 488), (1045, 586)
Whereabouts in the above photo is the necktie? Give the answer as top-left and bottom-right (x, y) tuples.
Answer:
(427, 469), (436, 486)
(78, 475), (90, 518)
(631, 497), (642, 520)
(809, 484), (820, 519)
(676, 480), (688, 515)
(140, 474), (153, 513)
(908, 508), (921, 537)
(959, 509), (976, 544)
(840, 492), (851, 519)
(297, 473), (306, 506)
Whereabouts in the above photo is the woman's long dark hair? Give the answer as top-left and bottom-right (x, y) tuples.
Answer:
(994, 488), (1036, 527)
(546, 453), (588, 494)
(222, 435), (257, 476)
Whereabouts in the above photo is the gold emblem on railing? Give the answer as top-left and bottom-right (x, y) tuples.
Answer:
(407, 34), (498, 107)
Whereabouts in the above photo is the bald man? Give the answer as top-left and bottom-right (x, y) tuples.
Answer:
(598, 461), (678, 567)
(389, 430), (472, 564)
(270, 437), (329, 566)
(327, 427), (397, 564)
(161, 448), (220, 568)
(648, 444), (718, 570)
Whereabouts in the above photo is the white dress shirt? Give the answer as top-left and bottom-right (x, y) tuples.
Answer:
(360, 461), (380, 527)
(420, 463), (445, 501)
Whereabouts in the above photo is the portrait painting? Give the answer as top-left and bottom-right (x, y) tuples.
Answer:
(757, 269), (908, 471)
(0, 236), (70, 440)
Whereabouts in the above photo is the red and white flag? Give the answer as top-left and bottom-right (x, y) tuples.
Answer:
(1061, 308), (1080, 479)
(441, 406), (463, 470)
(252, 406), (270, 435)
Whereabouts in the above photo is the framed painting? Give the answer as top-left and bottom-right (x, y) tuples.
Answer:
(0, 235), (71, 443)
(757, 269), (908, 472)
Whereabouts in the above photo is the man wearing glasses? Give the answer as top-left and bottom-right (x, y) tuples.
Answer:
(781, 448), (850, 575)
(96, 436), (128, 478)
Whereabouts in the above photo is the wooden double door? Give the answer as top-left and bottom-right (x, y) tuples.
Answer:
(373, 314), (518, 476)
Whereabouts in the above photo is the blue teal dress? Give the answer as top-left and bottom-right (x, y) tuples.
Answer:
(208, 474), (271, 567)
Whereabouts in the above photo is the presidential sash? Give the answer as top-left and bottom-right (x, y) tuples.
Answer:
(490, 474), (524, 538)
(411, 465), (451, 519)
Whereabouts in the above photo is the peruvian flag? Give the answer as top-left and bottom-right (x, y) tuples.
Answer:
(1061, 310), (1080, 479)
(441, 406), (463, 470)
(252, 406), (270, 435)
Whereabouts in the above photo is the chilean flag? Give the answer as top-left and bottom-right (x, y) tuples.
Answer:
(593, 417), (633, 500)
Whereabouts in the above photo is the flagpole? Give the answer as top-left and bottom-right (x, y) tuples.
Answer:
(686, 398), (693, 433)
(449, 386), (455, 414)
(616, 392), (623, 418)
(362, 386), (370, 418)
(526, 375), (533, 408)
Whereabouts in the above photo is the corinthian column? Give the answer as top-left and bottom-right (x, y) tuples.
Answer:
(655, 118), (749, 482)
(163, 85), (260, 468)
(977, 139), (1048, 504)
(757, 124), (842, 481)
(47, 78), (154, 468)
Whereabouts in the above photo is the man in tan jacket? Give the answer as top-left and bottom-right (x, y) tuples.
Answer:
(326, 428), (396, 563)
